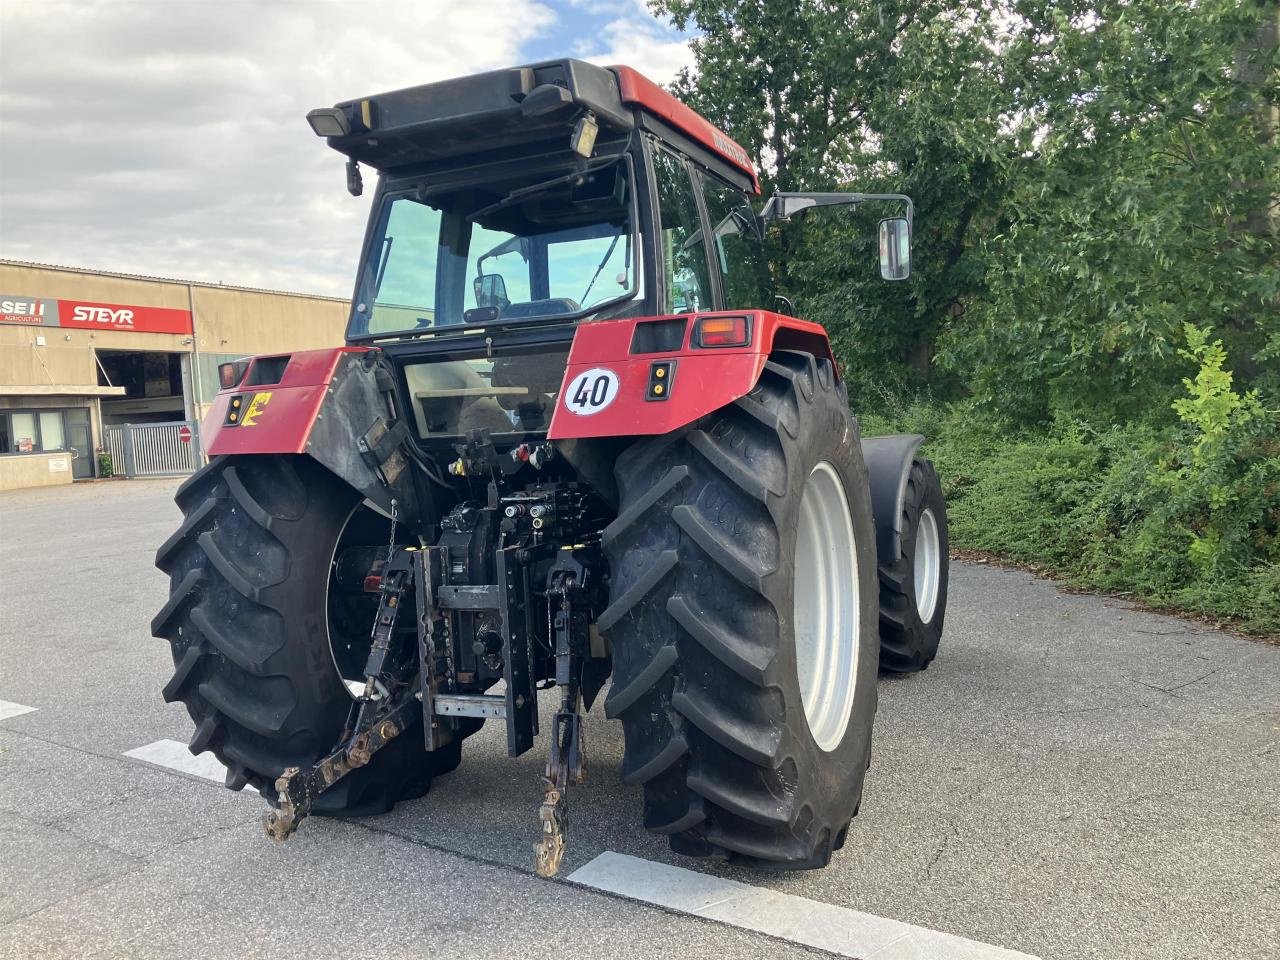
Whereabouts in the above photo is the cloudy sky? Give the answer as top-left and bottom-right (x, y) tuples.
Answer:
(0, 0), (694, 296)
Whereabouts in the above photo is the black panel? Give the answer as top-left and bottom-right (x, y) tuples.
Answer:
(324, 59), (635, 174)
(629, 318), (687, 354)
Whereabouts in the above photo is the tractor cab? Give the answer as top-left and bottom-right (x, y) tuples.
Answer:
(305, 59), (908, 446)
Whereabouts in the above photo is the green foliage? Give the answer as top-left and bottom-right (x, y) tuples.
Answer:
(669, 0), (1280, 630)
(655, 0), (1016, 390)
(937, 1), (1280, 424)
(1158, 324), (1274, 578)
(1171, 324), (1256, 458)
(97, 449), (113, 478)
(867, 398), (1280, 633)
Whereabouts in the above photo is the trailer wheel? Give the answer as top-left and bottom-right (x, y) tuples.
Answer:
(152, 454), (463, 815)
(601, 351), (878, 868)
(877, 458), (949, 673)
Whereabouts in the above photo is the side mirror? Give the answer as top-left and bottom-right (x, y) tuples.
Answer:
(473, 273), (510, 310)
(878, 217), (911, 281)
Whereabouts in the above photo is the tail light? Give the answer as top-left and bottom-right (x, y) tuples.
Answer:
(694, 315), (750, 348)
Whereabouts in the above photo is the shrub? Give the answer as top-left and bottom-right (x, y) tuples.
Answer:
(859, 378), (1280, 634)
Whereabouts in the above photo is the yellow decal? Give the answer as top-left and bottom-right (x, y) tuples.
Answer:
(240, 391), (273, 427)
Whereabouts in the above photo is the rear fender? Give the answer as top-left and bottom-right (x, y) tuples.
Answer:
(861, 433), (925, 563)
(204, 346), (424, 523)
(547, 310), (836, 440)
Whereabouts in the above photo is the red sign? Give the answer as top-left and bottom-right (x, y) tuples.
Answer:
(56, 299), (193, 335)
(178, 425), (193, 444)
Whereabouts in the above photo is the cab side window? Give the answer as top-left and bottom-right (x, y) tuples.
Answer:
(651, 148), (713, 313)
(699, 173), (772, 310)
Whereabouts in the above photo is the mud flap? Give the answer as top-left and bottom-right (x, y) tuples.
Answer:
(304, 354), (429, 529)
(861, 433), (924, 564)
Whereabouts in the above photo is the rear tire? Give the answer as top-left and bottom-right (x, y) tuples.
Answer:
(877, 458), (949, 673)
(601, 351), (879, 868)
(152, 454), (461, 815)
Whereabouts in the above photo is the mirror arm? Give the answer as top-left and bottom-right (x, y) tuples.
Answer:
(759, 191), (913, 229)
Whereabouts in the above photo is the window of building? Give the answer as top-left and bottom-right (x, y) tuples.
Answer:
(698, 172), (772, 310)
(0, 409), (68, 455)
(651, 148), (713, 313)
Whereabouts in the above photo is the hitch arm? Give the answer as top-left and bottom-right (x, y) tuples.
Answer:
(264, 546), (426, 842)
(265, 697), (417, 841)
(534, 567), (589, 877)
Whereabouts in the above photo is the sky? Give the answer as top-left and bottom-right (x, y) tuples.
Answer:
(0, 0), (695, 297)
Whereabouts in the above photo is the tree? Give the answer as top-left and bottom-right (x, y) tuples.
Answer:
(655, 0), (1022, 392)
(942, 0), (1280, 423)
(661, 0), (1279, 418)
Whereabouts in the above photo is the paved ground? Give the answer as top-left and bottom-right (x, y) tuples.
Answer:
(1, 478), (1277, 960)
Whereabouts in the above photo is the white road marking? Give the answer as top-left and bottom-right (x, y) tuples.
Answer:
(568, 851), (1041, 960)
(0, 699), (37, 721)
(124, 738), (228, 783)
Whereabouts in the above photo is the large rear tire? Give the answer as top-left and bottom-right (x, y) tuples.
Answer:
(152, 454), (461, 814)
(601, 351), (879, 868)
(877, 458), (949, 673)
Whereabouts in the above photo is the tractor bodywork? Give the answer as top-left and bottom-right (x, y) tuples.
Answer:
(161, 58), (947, 876)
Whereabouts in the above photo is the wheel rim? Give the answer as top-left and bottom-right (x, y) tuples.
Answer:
(914, 507), (941, 624)
(792, 461), (861, 752)
(326, 501), (396, 701)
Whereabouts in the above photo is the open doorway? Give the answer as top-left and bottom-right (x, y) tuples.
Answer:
(96, 349), (187, 425)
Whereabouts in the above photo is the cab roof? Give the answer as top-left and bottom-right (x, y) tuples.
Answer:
(311, 58), (760, 195)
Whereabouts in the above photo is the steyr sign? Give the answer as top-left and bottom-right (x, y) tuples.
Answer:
(0, 295), (193, 335)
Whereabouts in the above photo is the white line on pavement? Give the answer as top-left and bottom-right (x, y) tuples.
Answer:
(124, 738), (228, 783)
(0, 699), (37, 721)
(568, 851), (1041, 960)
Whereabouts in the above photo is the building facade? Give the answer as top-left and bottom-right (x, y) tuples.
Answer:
(0, 260), (350, 491)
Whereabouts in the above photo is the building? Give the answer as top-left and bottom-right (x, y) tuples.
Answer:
(0, 260), (350, 491)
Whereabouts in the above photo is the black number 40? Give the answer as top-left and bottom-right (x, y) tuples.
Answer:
(572, 374), (612, 409)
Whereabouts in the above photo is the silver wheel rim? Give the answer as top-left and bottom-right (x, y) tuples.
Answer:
(792, 461), (860, 752)
(914, 507), (941, 624)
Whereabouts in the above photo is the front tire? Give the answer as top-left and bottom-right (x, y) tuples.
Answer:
(877, 458), (949, 673)
(601, 351), (879, 868)
(152, 454), (461, 814)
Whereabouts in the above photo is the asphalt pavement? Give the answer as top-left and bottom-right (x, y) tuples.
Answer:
(1, 478), (1276, 959)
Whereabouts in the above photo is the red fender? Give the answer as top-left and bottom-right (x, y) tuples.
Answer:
(203, 346), (372, 455)
(547, 311), (837, 440)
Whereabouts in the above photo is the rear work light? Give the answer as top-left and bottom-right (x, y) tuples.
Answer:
(306, 107), (351, 138)
(694, 315), (750, 348)
(218, 360), (250, 390)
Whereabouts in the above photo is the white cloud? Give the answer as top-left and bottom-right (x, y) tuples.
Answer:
(578, 17), (695, 85)
(0, 0), (556, 296)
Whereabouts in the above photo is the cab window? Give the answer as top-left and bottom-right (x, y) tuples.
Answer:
(651, 148), (713, 313)
(698, 172), (771, 310)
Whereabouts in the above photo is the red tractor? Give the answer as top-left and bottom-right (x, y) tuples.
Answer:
(153, 59), (949, 877)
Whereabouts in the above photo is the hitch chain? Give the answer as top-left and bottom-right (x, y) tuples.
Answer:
(264, 540), (418, 843)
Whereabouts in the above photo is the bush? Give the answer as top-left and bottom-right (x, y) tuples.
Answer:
(859, 379), (1280, 634)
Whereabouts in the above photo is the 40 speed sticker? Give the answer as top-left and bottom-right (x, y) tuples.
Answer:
(563, 367), (620, 416)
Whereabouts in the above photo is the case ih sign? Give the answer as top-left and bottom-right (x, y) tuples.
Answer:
(0, 295), (193, 335)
